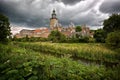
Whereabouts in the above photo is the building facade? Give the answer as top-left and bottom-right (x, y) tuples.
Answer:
(15, 9), (93, 38)
(15, 28), (50, 38)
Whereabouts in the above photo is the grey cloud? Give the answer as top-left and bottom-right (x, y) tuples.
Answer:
(52, 0), (84, 5)
(70, 8), (105, 27)
(56, 0), (101, 20)
(56, 0), (103, 27)
(99, 0), (120, 13)
(0, 0), (119, 30)
(60, 0), (84, 5)
(0, 0), (51, 28)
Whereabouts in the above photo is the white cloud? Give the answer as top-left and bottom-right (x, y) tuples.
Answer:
(10, 24), (35, 35)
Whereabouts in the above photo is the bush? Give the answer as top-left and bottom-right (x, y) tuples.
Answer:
(94, 29), (106, 43)
(79, 37), (89, 43)
(48, 30), (66, 43)
(106, 31), (120, 48)
(88, 38), (95, 43)
(12, 37), (48, 42)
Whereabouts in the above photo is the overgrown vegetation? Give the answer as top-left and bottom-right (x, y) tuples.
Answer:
(0, 42), (120, 80)
(16, 42), (119, 64)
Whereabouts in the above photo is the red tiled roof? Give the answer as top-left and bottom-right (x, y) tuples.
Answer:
(33, 29), (41, 33)
(33, 28), (49, 33)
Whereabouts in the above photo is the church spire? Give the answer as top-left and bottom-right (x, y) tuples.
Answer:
(51, 9), (57, 19)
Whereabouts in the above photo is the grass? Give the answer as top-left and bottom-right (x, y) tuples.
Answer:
(16, 42), (119, 64)
(0, 42), (120, 80)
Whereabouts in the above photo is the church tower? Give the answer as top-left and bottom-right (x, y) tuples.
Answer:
(50, 9), (58, 30)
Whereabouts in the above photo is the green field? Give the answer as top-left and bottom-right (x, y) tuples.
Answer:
(0, 42), (120, 80)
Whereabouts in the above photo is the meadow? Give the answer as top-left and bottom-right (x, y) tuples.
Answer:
(17, 42), (119, 65)
(0, 42), (120, 80)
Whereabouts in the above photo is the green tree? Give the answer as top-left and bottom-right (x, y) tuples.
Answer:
(106, 31), (120, 48)
(48, 30), (66, 43)
(25, 35), (29, 41)
(103, 14), (120, 33)
(0, 14), (11, 43)
(75, 26), (82, 39)
(94, 29), (106, 43)
(75, 26), (82, 32)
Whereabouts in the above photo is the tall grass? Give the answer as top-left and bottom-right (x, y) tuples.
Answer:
(15, 42), (119, 63)
(0, 43), (120, 80)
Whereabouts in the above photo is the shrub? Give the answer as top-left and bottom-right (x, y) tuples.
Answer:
(48, 30), (66, 43)
(106, 31), (120, 48)
(94, 29), (106, 43)
(79, 37), (89, 43)
(89, 38), (95, 43)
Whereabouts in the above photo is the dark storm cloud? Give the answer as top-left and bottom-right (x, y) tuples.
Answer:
(52, 0), (84, 5)
(0, 0), (50, 28)
(57, 0), (103, 27)
(60, 0), (84, 5)
(99, 0), (120, 13)
(0, 0), (119, 31)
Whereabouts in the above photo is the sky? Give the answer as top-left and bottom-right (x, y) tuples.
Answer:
(0, 0), (120, 34)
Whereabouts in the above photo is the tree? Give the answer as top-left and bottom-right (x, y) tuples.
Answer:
(103, 14), (120, 34)
(0, 14), (11, 43)
(48, 30), (66, 43)
(75, 26), (82, 39)
(106, 31), (120, 48)
(94, 29), (106, 43)
(75, 26), (82, 32)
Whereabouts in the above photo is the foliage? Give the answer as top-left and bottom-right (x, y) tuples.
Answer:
(75, 26), (82, 32)
(79, 36), (89, 43)
(94, 29), (106, 43)
(16, 42), (119, 63)
(65, 35), (79, 43)
(0, 42), (120, 80)
(103, 14), (120, 34)
(106, 31), (120, 48)
(48, 30), (66, 43)
(12, 37), (48, 42)
(0, 14), (11, 44)
(67, 35), (91, 43)
(88, 37), (95, 43)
